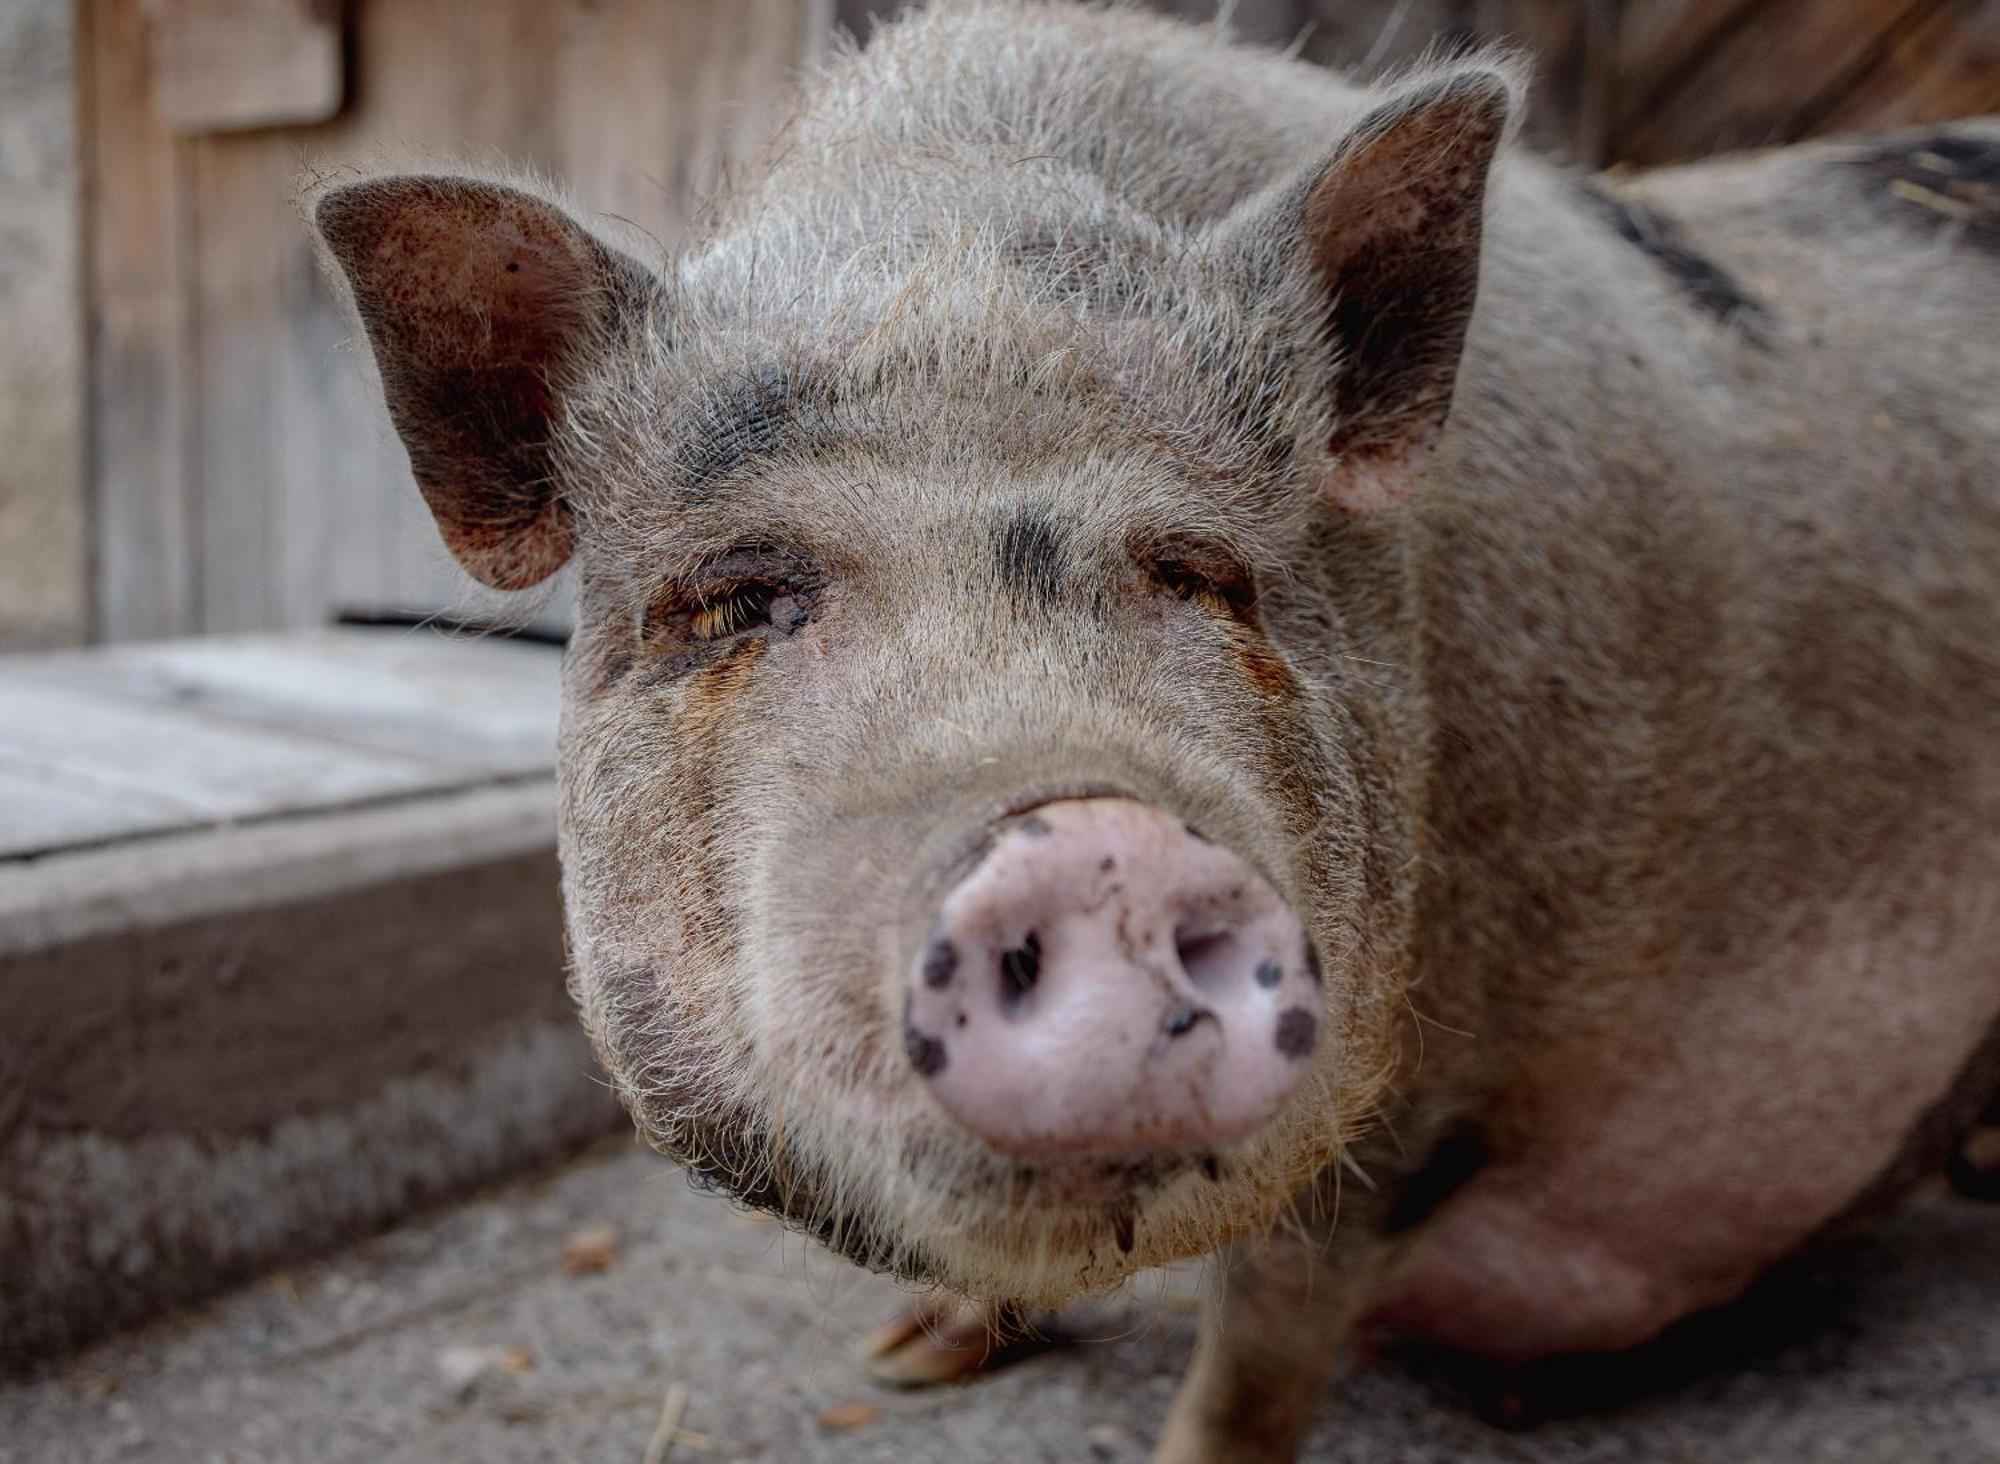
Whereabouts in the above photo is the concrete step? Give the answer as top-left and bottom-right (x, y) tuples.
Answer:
(0, 628), (621, 1370)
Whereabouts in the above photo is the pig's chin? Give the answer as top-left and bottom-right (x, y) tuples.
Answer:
(883, 1116), (1344, 1303)
(647, 1085), (1345, 1305)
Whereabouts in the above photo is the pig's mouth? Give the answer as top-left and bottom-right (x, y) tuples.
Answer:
(642, 1066), (1313, 1299)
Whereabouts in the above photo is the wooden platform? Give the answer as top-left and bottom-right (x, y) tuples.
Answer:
(0, 627), (620, 1371)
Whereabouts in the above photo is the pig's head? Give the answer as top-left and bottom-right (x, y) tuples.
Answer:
(313, 63), (1513, 1304)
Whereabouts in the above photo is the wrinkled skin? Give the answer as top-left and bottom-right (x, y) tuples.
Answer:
(315, 2), (2000, 1458)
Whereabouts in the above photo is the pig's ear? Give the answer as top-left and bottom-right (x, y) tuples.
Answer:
(314, 176), (655, 589)
(1269, 67), (1516, 511)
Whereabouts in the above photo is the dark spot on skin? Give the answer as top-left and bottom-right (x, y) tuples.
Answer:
(1274, 1007), (1318, 1059)
(1302, 939), (1323, 985)
(999, 932), (1042, 1010)
(905, 1022), (948, 1077)
(994, 512), (1066, 605)
(671, 361), (820, 489)
(1580, 181), (1774, 341)
(1844, 132), (2000, 252)
(504, 260), (520, 273)
(1014, 814), (1053, 838)
(922, 938), (959, 990)
(1254, 960), (1283, 990)
(1099, 855), (1116, 873)
(1383, 1123), (1492, 1233)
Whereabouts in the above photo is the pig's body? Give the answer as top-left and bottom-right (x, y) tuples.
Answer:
(1383, 142), (2000, 1357)
(314, 1), (2000, 1456)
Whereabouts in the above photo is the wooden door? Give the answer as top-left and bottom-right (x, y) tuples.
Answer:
(80, 0), (830, 641)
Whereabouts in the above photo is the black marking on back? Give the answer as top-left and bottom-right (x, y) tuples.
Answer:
(1383, 1122), (1492, 1234)
(994, 512), (1066, 604)
(1581, 181), (1773, 341)
(1844, 132), (2000, 252)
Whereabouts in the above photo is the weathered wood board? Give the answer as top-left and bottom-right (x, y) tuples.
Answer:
(0, 626), (561, 858)
(147, 0), (346, 135)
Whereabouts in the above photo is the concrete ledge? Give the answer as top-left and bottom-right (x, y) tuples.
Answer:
(0, 781), (620, 1371)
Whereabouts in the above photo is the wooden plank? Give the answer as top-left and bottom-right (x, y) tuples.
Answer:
(79, 0), (198, 641)
(0, 762), (193, 856)
(188, 138), (293, 633)
(0, 677), (456, 857)
(0, 0), (89, 653)
(14, 629), (562, 775)
(147, 0), (345, 135)
(1609, 0), (1935, 163)
(1811, 0), (2000, 136)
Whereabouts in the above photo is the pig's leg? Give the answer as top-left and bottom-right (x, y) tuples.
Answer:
(1155, 1220), (1412, 1463)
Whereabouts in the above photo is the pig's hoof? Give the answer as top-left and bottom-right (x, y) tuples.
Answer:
(1947, 1125), (2000, 1201)
(860, 1298), (1058, 1386)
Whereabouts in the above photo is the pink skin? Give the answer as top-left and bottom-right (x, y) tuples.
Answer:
(905, 798), (1322, 1159)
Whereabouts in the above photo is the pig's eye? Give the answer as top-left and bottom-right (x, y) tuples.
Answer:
(1149, 544), (1257, 616)
(638, 552), (818, 661)
(690, 582), (780, 641)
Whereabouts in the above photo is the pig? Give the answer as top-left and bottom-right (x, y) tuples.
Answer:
(311, 0), (2000, 1457)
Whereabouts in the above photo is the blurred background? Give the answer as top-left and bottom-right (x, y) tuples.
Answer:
(1, 3), (1998, 1459)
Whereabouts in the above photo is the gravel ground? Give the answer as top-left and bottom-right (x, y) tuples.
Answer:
(4, 1137), (1997, 1463)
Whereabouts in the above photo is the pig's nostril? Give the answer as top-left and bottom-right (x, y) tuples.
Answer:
(998, 931), (1042, 1015)
(1175, 927), (1240, 992)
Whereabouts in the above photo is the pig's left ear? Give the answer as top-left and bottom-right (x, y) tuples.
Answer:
(314, 176), (656, 589)
(1250, 67), (1517, 511)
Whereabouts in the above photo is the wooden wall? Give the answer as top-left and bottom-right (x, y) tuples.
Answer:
(77, 0), (2000, 642)
(79, 0), (828, 643)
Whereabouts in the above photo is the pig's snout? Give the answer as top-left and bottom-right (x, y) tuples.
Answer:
(905, 798), (1322, 1159)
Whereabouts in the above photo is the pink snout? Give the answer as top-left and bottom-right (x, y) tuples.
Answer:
(905, 798), (1322, 1159)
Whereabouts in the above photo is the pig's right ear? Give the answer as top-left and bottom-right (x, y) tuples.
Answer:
(313, 176), (656, 590)
(1238, 66), (1518, 512)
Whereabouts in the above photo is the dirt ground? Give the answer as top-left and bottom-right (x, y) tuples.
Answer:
(3, 1136), (1996, 1463)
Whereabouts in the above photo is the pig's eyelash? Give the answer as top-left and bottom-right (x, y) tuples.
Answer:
(689, 582), (780, 641)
